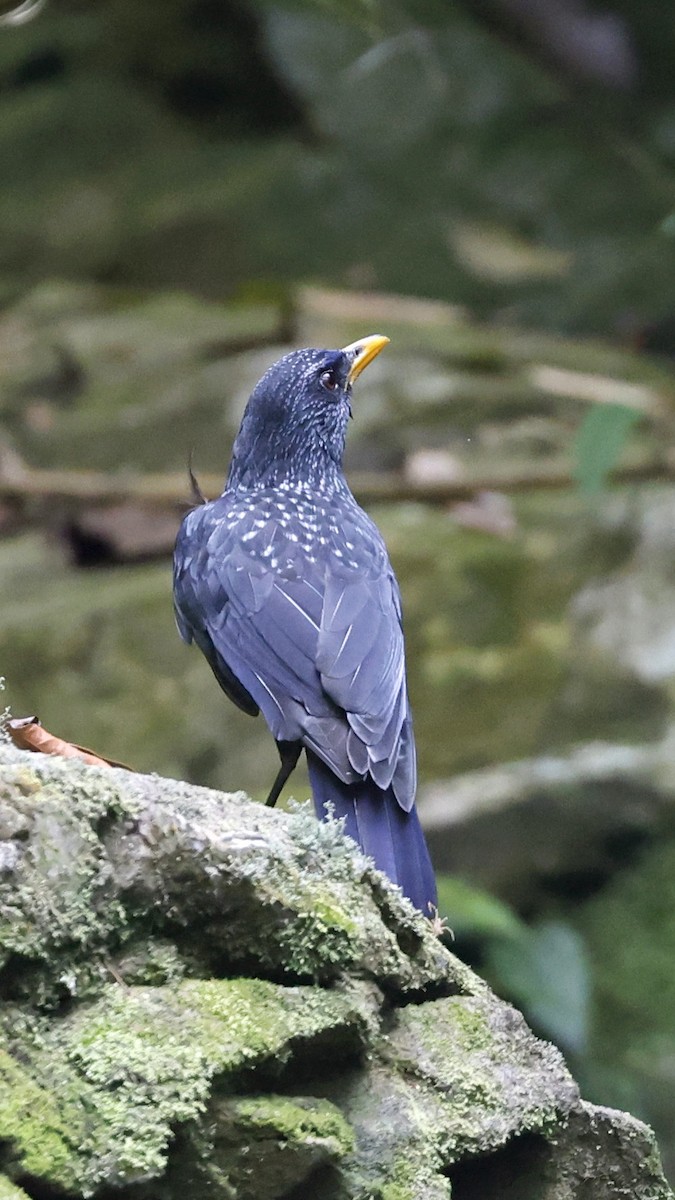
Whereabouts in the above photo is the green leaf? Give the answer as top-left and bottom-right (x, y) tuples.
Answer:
(573, 403), (641, 495)
(486, 920), (590, 1054)
(435, 874), (525, 941)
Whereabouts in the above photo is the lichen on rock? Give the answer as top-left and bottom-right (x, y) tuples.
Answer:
(1, 978), (362, 1194)
(0, 1179), (32, 1200)
(0, 745), (671, 1199)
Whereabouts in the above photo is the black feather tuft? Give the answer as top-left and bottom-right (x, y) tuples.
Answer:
(187, 450), (208, 506)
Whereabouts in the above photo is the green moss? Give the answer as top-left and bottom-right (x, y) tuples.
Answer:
(180, 978), (363, 1063)
(113, 938), (189, 987)
(229, 1094), (353, 1152)
(206, 1093), (354, 1199)
(0, 764), (134, 1005)
(326, 993), (574, 1199)
(0, 1178), (32, 1200)
(311, 897), (360, 935)
(0, 748), (670, 1197)
(242, 814), (364, 975)
(378, 1155), (451, 1200)
(0, 979), (363, 1193)
(0, 1046), (75, 1188)
(376, 995), (566, 1162)
(266, 903), (359, 977)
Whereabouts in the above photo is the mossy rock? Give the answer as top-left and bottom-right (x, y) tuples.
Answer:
(0, 487), (661, 801)
(0, 981), (360, 1194)
(0, 282), (284, 474)
(0, 1179), (31, 1200)
(0, 745), (671, 1199)
(0, 746), (459, 1000)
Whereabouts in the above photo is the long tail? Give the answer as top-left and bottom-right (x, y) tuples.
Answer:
(306, 751), (437, 915)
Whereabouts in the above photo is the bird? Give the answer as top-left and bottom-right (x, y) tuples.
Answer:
(173, 335), (437, 914)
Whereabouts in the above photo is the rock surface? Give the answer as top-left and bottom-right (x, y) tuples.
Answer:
(0, 745), (670, 1199)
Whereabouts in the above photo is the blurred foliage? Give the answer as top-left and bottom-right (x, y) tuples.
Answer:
(579, 840), (675, 1115)
(435, 872), (526, 941)
(0, 0), (673, 330)
(573, 403), (642, 494)
(438, 876), (590, 1058)
(486, 920), (590, 1057)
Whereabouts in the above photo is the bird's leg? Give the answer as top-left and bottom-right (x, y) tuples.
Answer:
(265, 740), (302, 807)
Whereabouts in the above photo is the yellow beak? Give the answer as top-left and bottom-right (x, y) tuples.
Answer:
(342, 334), (390, 386)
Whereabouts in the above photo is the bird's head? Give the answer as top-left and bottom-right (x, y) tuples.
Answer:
(228, 335), (389, 490)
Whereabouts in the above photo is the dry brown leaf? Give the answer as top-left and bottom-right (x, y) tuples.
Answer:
(6, 716), (131, 770)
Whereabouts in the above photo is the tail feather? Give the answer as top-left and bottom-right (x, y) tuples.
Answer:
(307, 751), (437, 915)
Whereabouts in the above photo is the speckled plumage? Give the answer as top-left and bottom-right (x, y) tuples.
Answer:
(173, 343), (437, 913)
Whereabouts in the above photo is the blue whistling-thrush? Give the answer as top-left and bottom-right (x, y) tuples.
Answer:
(173, 336), (437, 914)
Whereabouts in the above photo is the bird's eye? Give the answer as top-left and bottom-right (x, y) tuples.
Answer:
(320, 370), (338, 392)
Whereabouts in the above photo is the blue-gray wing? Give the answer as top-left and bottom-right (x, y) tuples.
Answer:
(316, 565), (415, 809)
(173, 495), (416, 810)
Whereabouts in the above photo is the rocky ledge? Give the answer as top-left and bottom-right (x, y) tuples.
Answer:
(0, 744), (671, 1200)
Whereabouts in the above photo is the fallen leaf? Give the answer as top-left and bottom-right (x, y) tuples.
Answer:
(5, 716), (131, 770)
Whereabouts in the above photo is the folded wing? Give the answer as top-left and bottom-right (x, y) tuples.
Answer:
(173, 496), (416, 810)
